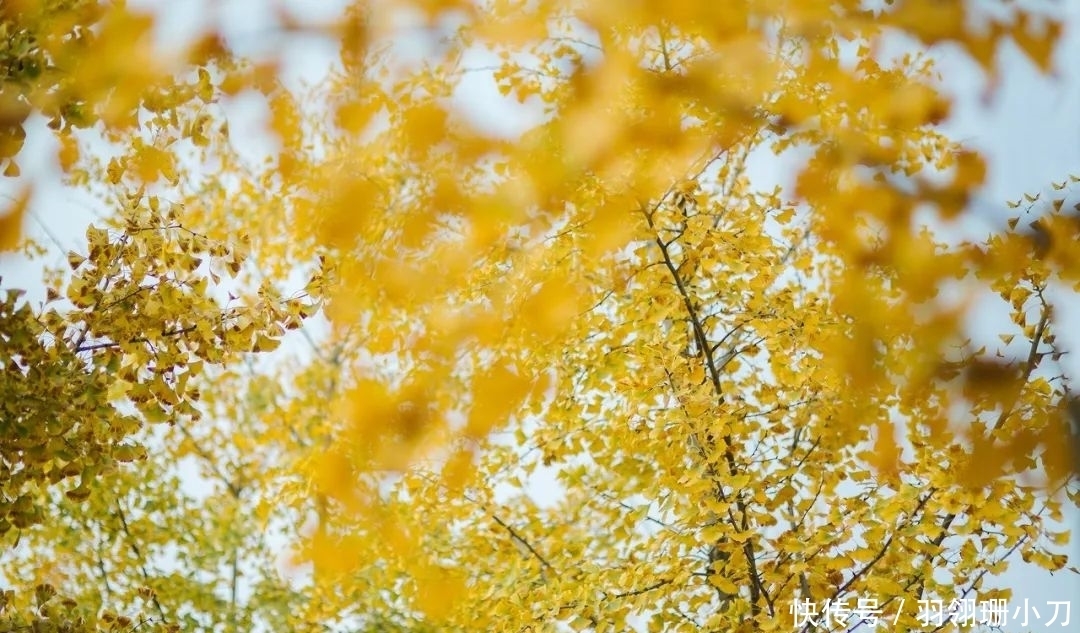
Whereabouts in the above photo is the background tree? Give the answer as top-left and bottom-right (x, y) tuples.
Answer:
(2, 1), (1079, 632)
(1, 1), (317, 629)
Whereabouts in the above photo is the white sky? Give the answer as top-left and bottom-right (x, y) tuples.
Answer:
(2, 1), (1080, 631)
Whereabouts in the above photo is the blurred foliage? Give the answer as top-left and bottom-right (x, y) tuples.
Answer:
(2, 1), (1079, 632)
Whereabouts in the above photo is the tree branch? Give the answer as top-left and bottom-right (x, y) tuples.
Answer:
(115, 500), (168, 623)
(490, 512), (554, 574)
(75, 325), (198, 353)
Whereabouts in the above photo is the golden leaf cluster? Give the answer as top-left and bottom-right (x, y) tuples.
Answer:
(1, 1), (1078, 632)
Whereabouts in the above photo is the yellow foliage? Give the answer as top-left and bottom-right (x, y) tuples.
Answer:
(0, 186), (30, 251)
(3, 1), (1079, 632)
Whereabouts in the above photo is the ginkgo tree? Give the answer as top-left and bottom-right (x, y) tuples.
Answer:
(2, 0), (1080, 632)
(2, 1), (318, 630)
